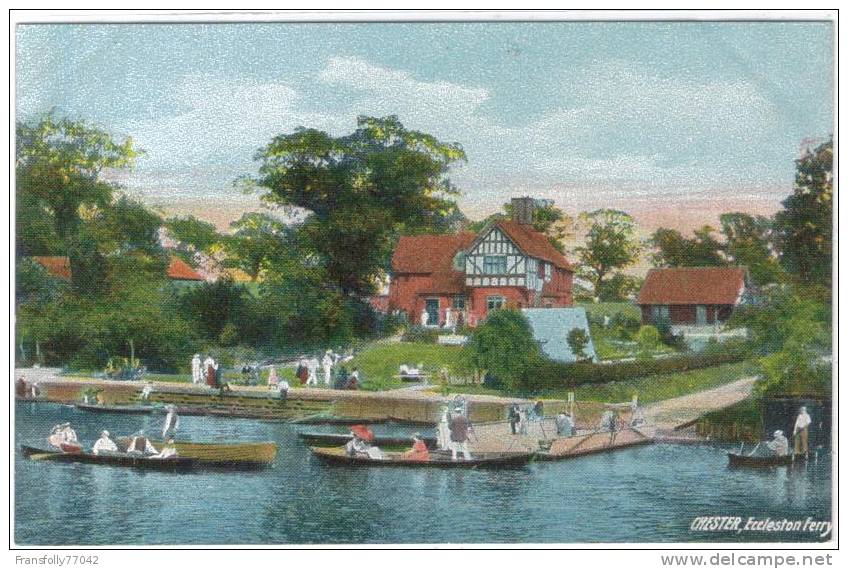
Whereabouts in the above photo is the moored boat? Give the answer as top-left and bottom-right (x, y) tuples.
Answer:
(727, 452), (805, 468)
(75, 403), (164, 414)
(311, 446), (534, 468)
(145, 439), (278, 467)
(298, 431), (437, 448)
(20, 444), (196, 472)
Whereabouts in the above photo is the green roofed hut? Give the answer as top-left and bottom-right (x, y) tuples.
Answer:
(522, 307), (597, 363)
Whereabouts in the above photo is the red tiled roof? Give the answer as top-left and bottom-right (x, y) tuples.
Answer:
(391, 232), (476, 273)
(31, 256), (204, 282)
(418, 272), (467, 295)
(495, 220), (572, 270)
(637, 267), (748, 305)
(31, 256), (72, 280)
(166, 257), (204, 281)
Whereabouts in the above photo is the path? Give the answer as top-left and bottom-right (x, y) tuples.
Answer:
(641, 375), (757, 433)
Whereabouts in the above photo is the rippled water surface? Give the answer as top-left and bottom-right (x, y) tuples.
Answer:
(15, 402), (832, 545)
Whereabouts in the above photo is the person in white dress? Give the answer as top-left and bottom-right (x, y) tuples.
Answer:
(436, 406), (451, 450)
(267, 366), (279, 388)
(191, 354), (203, 384)
(322, 351), (334, 386)
(444, 307), (453, 330)
(420, 309), (429, 327)
(306, 358), (320, 386)
(92, 430), (118, 455)
(152, 439), (178, 459)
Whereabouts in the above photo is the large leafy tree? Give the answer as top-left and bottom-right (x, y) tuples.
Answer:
(465, 309), (541, 392)
(649, 225), (725, 268)
(719, 212), (783, 285)
(774, 138), (833, 286)
(250, 115), (466, 296)
(224, 213), (291, 281)
(16, 114), (140, 292)
(576, 209), (640, 296)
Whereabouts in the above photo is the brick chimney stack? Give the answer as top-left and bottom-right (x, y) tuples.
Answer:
(511, 196), (535, 225)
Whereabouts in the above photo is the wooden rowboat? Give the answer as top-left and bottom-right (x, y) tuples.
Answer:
(20, 445), (196, 472)
(75, 403), (164, 414)
(311, 446), (534, 468)
(298, 431), (437, 448)
(116, 438), (278, 467)
(727, 452), (805, 468)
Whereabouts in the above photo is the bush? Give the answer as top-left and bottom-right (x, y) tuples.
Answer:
(466, 309), (541, 392)
(567, 328), (591, 362)
(401, 325), (440, 344)
(636, 325), (660, 352)
(527, 346), (749, 392)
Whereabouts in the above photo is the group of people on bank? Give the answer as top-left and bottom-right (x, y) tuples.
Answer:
(293, 350), (359, 389)
(190, 354), (222, 387)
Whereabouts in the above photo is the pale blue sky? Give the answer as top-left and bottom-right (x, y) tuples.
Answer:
(16, 21), (834, 228)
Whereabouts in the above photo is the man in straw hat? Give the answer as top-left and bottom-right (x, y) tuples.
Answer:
(448, 407), (472, 461)
(766, 430), (789, 457)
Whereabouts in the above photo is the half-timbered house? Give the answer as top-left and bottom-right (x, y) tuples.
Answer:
(388, 198), (574, 327)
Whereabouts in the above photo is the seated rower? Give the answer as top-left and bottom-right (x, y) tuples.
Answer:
(92, 430), (118, 455)
(345, 425), (383, 459)
(151, 439), (179, 459)
(47, 423), (79, 449)
(766, 430), (789, 457)
(127, 432), (158, 455)
(403, 433), (430, 462)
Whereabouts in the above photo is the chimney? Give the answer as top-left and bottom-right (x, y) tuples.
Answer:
(511, 196), (535, 225)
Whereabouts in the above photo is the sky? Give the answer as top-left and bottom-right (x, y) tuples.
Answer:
(16, 20), (834, 233)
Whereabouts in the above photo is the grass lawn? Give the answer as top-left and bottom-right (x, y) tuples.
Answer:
(577, 301), (641, 321)
(348, 342), (469, 391)
(577, 301), (677, 361)
(444, 360), (758, 404)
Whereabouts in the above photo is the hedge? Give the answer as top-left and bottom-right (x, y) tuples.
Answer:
(531, 347), (749, 389)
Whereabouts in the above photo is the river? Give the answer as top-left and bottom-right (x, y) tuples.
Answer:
(14, 402), (832, 545)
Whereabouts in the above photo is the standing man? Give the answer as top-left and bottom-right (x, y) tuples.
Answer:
(322, 350), (334, 387)
(508, 403), (520, 435)
(191, 354), (202, 384)
(448, 407), (472, 461)
(793, 406), (812, 457)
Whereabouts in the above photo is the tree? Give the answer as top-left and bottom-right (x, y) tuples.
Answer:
(575, 209), (640, 296)
(774, 138), (833, 286)
(597, 273), (642, 302)
(465, 309), (540, 392)
(250, 115), (466, 296)
(165, 215), (222, 254)
(16, 113), (141, 293)
(566, 328), (591, 362)
(224, 213), (291, 281)
(719, 212), (783, 285)
(649, 225), (725, 268)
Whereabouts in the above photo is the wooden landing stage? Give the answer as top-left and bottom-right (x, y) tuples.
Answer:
(538, 428), (653, 459)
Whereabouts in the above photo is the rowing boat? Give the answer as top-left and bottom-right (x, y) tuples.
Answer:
(111, 437), (276, 467)
(146, 439), (278, 467)
(727, 452), (805, 468)
(298, 431), (437, 448)
(310, 446), (534, 468)
(20, 444), (195, 472)
(75, 403), (164, 414)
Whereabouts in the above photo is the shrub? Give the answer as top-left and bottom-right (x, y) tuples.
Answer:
(636, 325), (660, 352)
(567, 328), (591, 362)
(466, 309), (541, 392)
(401, 325), (440, 344)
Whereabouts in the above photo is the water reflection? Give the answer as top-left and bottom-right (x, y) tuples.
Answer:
(15, 403), (832, 545)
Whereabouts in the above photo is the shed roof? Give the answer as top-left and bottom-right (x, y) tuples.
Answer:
(522, 307), (597, 363)
(31, 255), (204, 282)
(637, 266), (747, 305)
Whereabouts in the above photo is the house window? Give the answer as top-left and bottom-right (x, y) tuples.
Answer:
(453, 251), (466, 271)
(483, 255), (507, 275)
(452, 296), (466, 310)
(651, 305), (670, 323)
(487, 296), (505, 312)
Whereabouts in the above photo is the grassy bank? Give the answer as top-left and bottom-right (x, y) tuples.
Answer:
(349, 342), (468, 390)
(577, 301), (676, 360)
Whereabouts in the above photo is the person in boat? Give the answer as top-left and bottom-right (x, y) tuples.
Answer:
(555, 411), (575, 437)
(92, 430), (118, 455)
(191, 353), (203, 384)
(151, 438), (179, 459)
(48, 423), (79, 449)
(322, 350), (334, 387)
(345, 425), (383, 459)
(15, 376), (28, 399)
(766, 430), (789, 457)
(404, 433), (430, 462)
(162, 405), (180, 439)
(448, 407), (472, 461)
(127, 432), (158, 456)
(793, 406), (812, 456)
(508, 403), (520, 435)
